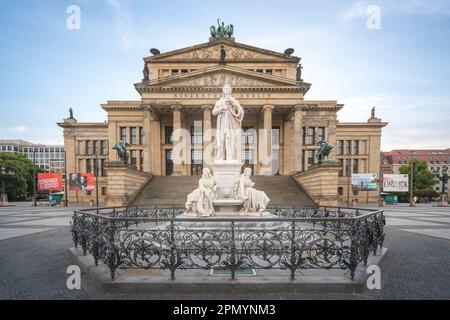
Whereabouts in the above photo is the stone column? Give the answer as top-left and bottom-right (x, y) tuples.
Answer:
(142, 107), (152, 173)
(293, 105), (303, 172)
(172, 105), (184, 176)
(108, 120), (118, 162)
(260, 105), (274, 175)
(202, 105), (213, 166)
(150, 114), (162, 175)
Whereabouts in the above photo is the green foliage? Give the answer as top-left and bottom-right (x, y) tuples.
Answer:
(398, 159), (437, 196)
(0, 152), (43, 201)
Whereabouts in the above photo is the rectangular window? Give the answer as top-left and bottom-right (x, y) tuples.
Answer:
(120, 127), (127, 142)
(181, 69), (188, 74)
(165, 126), (173, 144)
(266, 69), (273, 75)
(242, 127), (255, 145)
(191, 121), (203, 145)
(337, 140), (343, 155)
(131, 127), (137, 145)
(86, 159), (92, 173)
(353, 159), (359, 174)
(346, 140), (351, 155)
(256, 69), (263, 73)
(131, 150), (137, 166)
(101, 187), (107, 196)
(94, 140), (100, 155)
(87, 141), (93, 155)
(242, 149), (254, 163)
(338, 187), (343, 196)
(191, 149), (203, 164)
(272, 126), (280, 146)
(101, 141), (108, 155)
(140, 150), (144, 171)
(361, 159), (367, 173)
(353, 140), (359, 155)
(140, 127), (144, 145)
(345, 159), (351, 177)
(307, 150), (314, 165)
(101, 159), (106, 176)
(338, 159), (343, 176)
(317, 127), (325, 142)
(306, 128), (314, 145)
(93, 158), (98, 175)
(171, 69), (179, 76)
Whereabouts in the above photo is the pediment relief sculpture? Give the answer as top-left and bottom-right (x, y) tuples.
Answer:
(167, 73), (275, 87)
(164, 45), (277, 61)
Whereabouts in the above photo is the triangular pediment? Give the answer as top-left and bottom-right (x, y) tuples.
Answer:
(145, 39), (299, 62)
(140, 65), (304, 89)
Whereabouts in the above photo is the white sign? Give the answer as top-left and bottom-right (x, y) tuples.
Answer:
(383, 174), (409, 192)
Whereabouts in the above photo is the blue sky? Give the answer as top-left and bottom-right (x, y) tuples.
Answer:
(0, 0), (449, 150)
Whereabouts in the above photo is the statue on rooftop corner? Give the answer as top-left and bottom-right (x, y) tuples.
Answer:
(210, 19), (234, 38)
(68, 108), (74, 119)
(142, 63), (149, 81)
(212, 84), (244, 161)
(316, 140), (334, 164)
(371, 106), (376, 118)
(112, 140), (131, 164)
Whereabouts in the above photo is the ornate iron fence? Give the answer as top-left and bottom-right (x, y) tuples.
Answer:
(70, 206), (385, 280)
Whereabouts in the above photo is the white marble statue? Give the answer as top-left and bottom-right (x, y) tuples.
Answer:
(212, 84), (244, 161)
(184, 168), (217, 217)
(234, 167), (270, 215)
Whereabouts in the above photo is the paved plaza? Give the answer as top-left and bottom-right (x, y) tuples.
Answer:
(0, 202), (450, 299)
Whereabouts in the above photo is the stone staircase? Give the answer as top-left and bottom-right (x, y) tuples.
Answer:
(132, 175), (315, 208)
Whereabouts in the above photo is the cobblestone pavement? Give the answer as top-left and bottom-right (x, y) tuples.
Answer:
(0, 203), (449, 299)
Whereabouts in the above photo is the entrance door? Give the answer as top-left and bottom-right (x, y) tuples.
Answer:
(165, 150), (173, 176)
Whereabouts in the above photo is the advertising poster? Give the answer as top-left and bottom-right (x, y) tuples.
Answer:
(383, 174), (409, 192)
(37, 173), (62, 191)
(69, 173), (95, 191)
(352, 173), (378, 191)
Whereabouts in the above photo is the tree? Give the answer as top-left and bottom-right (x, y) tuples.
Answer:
(398, 159), (437, 198)
(0, 152), (41, 201)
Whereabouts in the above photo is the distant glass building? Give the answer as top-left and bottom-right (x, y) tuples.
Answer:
(0, 139), (65, 172)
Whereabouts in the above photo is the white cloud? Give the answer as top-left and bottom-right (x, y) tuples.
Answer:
(106, 0), (134, 52)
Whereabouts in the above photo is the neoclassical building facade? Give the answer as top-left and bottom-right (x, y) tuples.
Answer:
(58, 35), (387, 205)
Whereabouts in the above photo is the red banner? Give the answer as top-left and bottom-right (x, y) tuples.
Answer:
(38, 173), (63, 191)
(69, 173), (95, 191)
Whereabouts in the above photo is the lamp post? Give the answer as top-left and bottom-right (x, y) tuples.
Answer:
(95, 150), (99, 207)
(347, 146), (351, 207)
(32, 149), (37, 207)
(64, 150), (68, 207)
(1, 166), (16, 206)
(409, 154), (416, 207)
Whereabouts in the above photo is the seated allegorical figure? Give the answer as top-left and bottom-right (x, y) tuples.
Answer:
(184, 168), (217, 217)
(234, 167), (270, 214)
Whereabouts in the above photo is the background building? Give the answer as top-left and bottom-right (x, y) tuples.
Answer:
(58, 31), (387, 205)
(0, 139), (65, 173)
(382, 149), (450, 195)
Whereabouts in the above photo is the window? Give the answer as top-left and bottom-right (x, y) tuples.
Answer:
(338, 159), (343, 176)
(94, 140), (100, 155)
(86, 159), (92, 173)
(353, 140), (359, 155)
(361, 159), (367, 173)
(256, 69), (263, 73)
(131, 127), (137, 145)
(345, 159), (351, 177)
(337, 140), (343, 155)
(165, 126), (173, 144)
(171, 69), (179, 76)
(120, 127), (127, 142)
(101, 159), (106, 176)
(101, 141), (108, 155)
(181, 69), (188, 74)
(242, 127), (255, 145)
(140, 150), (144, 171)
(346, 140), (351, 155)
(272, 126), (280, 146)
(140, 127), (144, 145)
(307, 150), (314, 165)
(353, 159), (359, 174)
(101, 187), (107, 196)
(338, 187), (343, 196)
(191, 121), (203, 145)
(317, 127), (325, 142)
(131, 150), (137, 166)
(93, 158), (98, 175)
(306, 128), (314, 145)
(191, 149), (203, 164)
(242, 149), (254, 163)
(87, 141), (93, 155)
(266, 69), (273, 75)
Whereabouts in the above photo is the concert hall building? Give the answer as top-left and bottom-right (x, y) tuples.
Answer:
(58, 29), (387, 206)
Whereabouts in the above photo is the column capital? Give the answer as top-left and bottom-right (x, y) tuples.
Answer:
(171, 105), (182, 112)
(293, 105), (303, 112)
(201, 104), (213, 111)
(262, 104), (275, 112)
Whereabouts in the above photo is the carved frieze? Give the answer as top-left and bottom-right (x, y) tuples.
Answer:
(169, 73), (271, 87)
(168, 45), (273, 61)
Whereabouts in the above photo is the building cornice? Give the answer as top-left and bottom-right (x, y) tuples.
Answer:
(57, 122), (109, 129)
(337, 122), (388, 128)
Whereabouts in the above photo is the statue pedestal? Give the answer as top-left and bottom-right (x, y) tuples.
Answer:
(210, 160), (243, 199)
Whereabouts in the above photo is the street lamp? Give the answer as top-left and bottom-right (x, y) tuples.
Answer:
(1, 166), (16, 206)
(409, 153), (417, 207)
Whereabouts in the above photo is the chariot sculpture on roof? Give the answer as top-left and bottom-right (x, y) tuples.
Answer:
(210, 19), (234, 39)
